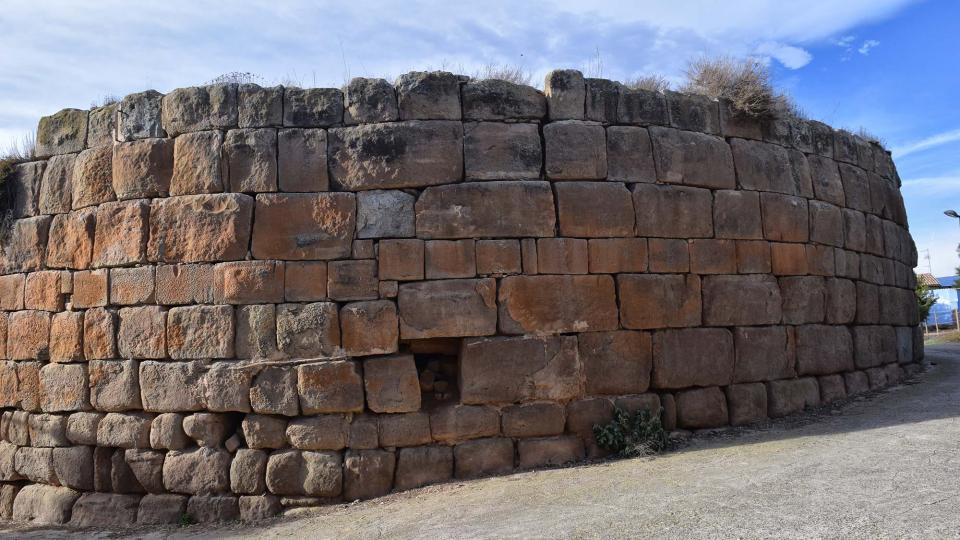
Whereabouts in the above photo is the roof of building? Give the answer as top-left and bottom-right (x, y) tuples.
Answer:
(917, 273), (941, 287)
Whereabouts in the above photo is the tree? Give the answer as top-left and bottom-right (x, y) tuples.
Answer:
(916, 283), (937, 322)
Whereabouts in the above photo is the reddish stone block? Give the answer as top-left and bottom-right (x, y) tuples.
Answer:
(652, 328), (734, 389)
(725, 383), (767, 426)
(688, 239), (737, 274)
(73, 269), (109, 308)
(352, 239), (375, 259)
(83, 308), (117, 360)
(212, 261), (284, 304)
(155, 264), (214, 305)
(92, 200), (150, 267)
(713, 190), (762, 239)
(416, 181), (556, 239)
(460, 335), (582, 404)
(424, 240), (476, 279)
(702, 274), (781, 326)
(501, 402), (566, 438)
(8, 311), (51, 360)
(579, 331), (652, 395)
(498, 275), (618, 334)
(327, 260), (379, 301)
(521, 238), (538, 274)
(760, 193), (809, 242)
(429, 404), (499, 443)
(517, 436), (585, 469)
(676, 387), (729, 429)
(398, 279), (497, 339)
(109, 267), (155, 305)
(73, 146), (115, 209)
(647, 238), (689, 273)
(730, 138), (809, 196)
(251, 193), (354, 260)
(223, 128), (278, 193)
(118, 306), (167, 359)
(649, 127), (734, 189)
(476, 240), (521, 275)
(46, 209), (95, 270)
(555, 182), (635, 237)
(149, 194), (253, 263)
(171, 130), (225, 195)
(806, 245), (836, 277)
(536, 238), (588, 275)
(49, 311), (84, 362)
(341, 301), (398, 357)
(618, 274), (701, 329)
(0, 274), (25, 311)
(284, 261), (327, 301)
(632, 184), (713, 238)
(736, 240), (771, 273)
(378, 413), (432, 448)
(297, 361), (364, 414)
(112, 138), (174, 199)
(770, 243), (808, 276)
(394, 445), (453, 490)
(363, 354), (420, 413)
(24, 271), (67, 312)
(16, 362), (41, 411)
(733, 326), (795, 383)
(0, 217), (51, 274)
(378, 239), (424, 281)
(779, 277), (826, 324)
(278, 128), (328, 192)
(587, 238), (647, 273)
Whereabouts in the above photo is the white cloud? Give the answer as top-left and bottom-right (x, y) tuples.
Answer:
(858, 39), (881, 55)
(892, 128), (960, 158)
(754, 42), (814, 69)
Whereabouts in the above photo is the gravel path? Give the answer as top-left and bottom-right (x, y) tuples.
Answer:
(8, 344), (959, 539)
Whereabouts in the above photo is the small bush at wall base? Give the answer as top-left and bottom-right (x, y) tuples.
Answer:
(593, 407), (668, 458)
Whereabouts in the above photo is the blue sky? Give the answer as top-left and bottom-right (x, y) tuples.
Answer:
(1, 0), (957, 274)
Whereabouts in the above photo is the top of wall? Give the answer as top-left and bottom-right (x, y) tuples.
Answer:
(31, 69), (897, 184)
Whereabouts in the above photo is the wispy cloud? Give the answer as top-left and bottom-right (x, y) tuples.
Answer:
(900, 175), (960, 196)
(893, 128), (960, 158)
(754, 42), (813, 69)
(858, 39), (881, 54)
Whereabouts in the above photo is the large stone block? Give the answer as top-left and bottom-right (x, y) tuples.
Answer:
(148, 193), (253, 263)
(555, 182), (635, 237)
(355, 190), (415, 239)
(462, 79), (545, 121)
(378, 412), (431, 447)
(276, 127), (328, 192)
(251, 193), (355, 260)
(155, 264), (215, 305)
(231, 448), (268, 494)
(460, 335), (582, 404)
(425, 239), (477, 279)
(97, 412), (153, 448)
(8, 161), (44, 219)
(652, 328), (734, 389)
(70, 492), (140, 527)
(768, 378), (820, 418)
(171, 130), (225, 195)
(0, 274), (24, 311)
(15, 446), (57, 484)
(732, 326), (795, 383)
(533, 238), (587, 275)
(517, 436), (585, 469)
(11, 484), (80, 525)
(464, 122), (541, 180)
(162, 84), (238, 135)
(501, 402), (566, 438)
(809, 201), (844, 247)
(16, 362), (41, 411)
(649, 126), (734, 188)
(250, 366), (299, 416)
(110, 266), (156, 305)
(714, 190), (763, 240)
(283, 87), (343, 127)
(140, 361), (206, 412)
(853, 325), (898, 369)
(297, 360), (365, 414)
(667, 91), (720, 133)
(454, 438), (515, 479)
(328, 121), (462, 190)
(579, 330), (652, 395)
(91, 199), (150, 267)
(24, 270), (67, 311)
(606, 126), (656, 183)
(72, 146), (115, 209)
(87, 102), (117, 147)
(343, 449), (396, 500)
(702, 274), (782, 326)
(202, 361), (255, 412)
(344, 77), (399, 124)
(617, 86), (667, 125)
(223, 128), (278, 192)
(676, 387), (729, 429)
(584, 78), (619, 122)
(730, 138), (811, 196)
(35, 108), (87, 157)
(286, 415), (349, 450)
(53, 446), (94, 490)
(166, 305), (234, 359)
(362, 355), (419, 413)
(275, 302), (339, 358)
(117, 306), (166, 359)
(39, 154), (75, 214)
(46, 209), (95, 270)
(394, 445), (453, 491)
(340, 300), (398, 357)
(136, 493), (188, 525)
(398, 279), (496, 339)
(0, 216), (51, 274)
(65, 411), (103, 445)
(265, 449), (342, 497)
(117, 90), (165, 141)
(213, 261), (284, 304)
(779, 276), (826, 324)
(498, 275), (614, 334)
(544, 121), (606, 179)
(760, 192), (809, 242)
(39, 363), (89, 412)
(726, 383), (768, 426)
(795, 325), (854, 375)
(429, 404), (499, 443)
(163, 447), (232, 495)
(112, 138), (174, 199)
(632, 183), (713, 238)
(807, 155), (846, 206)
(186, 495), (240, 523)
(8, 310), (50, 360)
(396, 71), (463, 120)
(416, 181), (556, 239)
(838, 162), (872, 212)
(544, 69), (585, 120)
(28, 413), (69, 446)
(618, 274), (701, 329)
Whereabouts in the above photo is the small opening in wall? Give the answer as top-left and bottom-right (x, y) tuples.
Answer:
(404, 338), (461, 408)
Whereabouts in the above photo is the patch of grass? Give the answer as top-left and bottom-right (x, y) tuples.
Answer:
(205, 71), (268, 86)
(178, 512), (196, 527)
(925, 329), (960, 345)
(90, 95), (119, 109)
(856, 126), (886, 146)
(624, 74), (670, 93)
(593, 407), (668, 458)
(473, 63), (532, 86)
(681, 56), (798, 119)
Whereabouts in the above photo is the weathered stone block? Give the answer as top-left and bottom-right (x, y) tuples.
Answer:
(297, 361), (364, 414)
(90, 199), (149, 267)
(838, 162), (872, 212)
(460, 335), (582, 404)
(155, 264), (215, 305)
(605, 125), (656, 183)
(36, 108), (87, 157)
(586, 238), (646, 274)
(140, 361), (206, 412)
(853, 325), (898, 369)
(224, 128), (278, 192)
(136, 493), (188, 525)
(676, 387), (728, 429)
(97, 412), (153, 448)
(394, 445), (453, 490)
(16, 362), (41, 411)
(162, 84), (238, 135)
(186, 495), (240, 523)
(251, 192), (355, 260)
(15, 446), (57, 484)
(148, 193), (253, 263)
(617, 86), (668, 125)
(65, 411), (103, 445)
(689, 239), (737, 274)
(7, 161), (44, 219)
(462, 79), (545, 120)
(517, 436), (585, 469)
(733, 326), (795, 383)
(424, 239), (476, 278)
(818, 374), (847, 403)
(39, 154), (75, 214)
(171, 130), (224, 195)
(579, 330), (651, 395)
(123, 448), (165, 493)
(112, 138), (173, 199)
(24, 270), (67, 311)
(585, 78), (619, 123)
(543, 69), (585, 120)
(416, 181), (556, 239)
(378, 239), (424, 282)
(11, 484), (80, 525)
(475, 239), (522, 275)
(265, 449), (342, 497)
(339, 300), (398, 357)
(8, 310), (50, 360)
(767, 378), (820, 418)
(211, 260), (284, 305)
(501, 402), (566, 438)
(343, 448), (395, 500)
(286, 414), (349, 451)
(398, 278), (497, 339)
(0, 274), (25, 311)
(238, 84), (282, 128)
(760, 192), (809, 242)
(714, 190), (762, 239)
(28, 413), (69, 446)
(234, 305), (281, 362)
(231, 448), (268, 494)
(730, 138), (808, 196)
(453, 438), (514, 479)
(555, 182), (635, 237)
(464, 122), (541, 180)
(498, 275), (617, 334)
(241, 414), (287, 450)
(39, 363), (89, 412)
(343, 77), (398, 124)
(163, 446), (232, 495)
(117, 306), (166, 359)
(795, 324), (854, 376)
(535, 238), (588, 274)
(726, 383), (767, 426)
(544, 121), (607, 179)
(779, 276), (826, 324)
(150, 412), (189, 450)
(70, 493), (140, 527)
(53, 446), (94, 490)
(167, 305), (234, 359)
(275, 302), (339, 358)
(238, 494), (280, 521)
(618, 274), (701, 329)
(118, 90), (166, 141)
(249, 366), (299, 416)
(652, 328), (734, 389)
(72, 146), (115, 208)
(87, 102), (117, 147)
(632, 183), (713, 238)
(396, 71), (462, 120)
(650, 126), (734, 188)
(809, 201), (844, 247)
(0, 216), (50, 274)
(770, 242), (808, 276)
(807, 155), (846, 206)
(429, 404), (499, 443)
(44, 209), (93, 271)
(378, 412), (431, 447)
(667, 91), (720, 134)
(109, 266), (155, 306)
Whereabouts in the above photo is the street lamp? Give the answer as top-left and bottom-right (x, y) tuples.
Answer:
(946, 210), (960, 219)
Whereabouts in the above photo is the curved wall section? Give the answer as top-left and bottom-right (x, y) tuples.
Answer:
(0, 69), (922, 525)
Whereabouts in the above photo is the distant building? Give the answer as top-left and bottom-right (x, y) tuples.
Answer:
(917, 273), (959, 328)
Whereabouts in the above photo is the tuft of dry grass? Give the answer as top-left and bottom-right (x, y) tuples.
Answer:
(90, 95), (119, 109)
(205, 72), (267, 86)
(681, 56), (797, 118)
(1, 132), (35, 163)
(624, 74), (670, 93)
(857, 127), (886, 146)
(473, 63), (532, 86)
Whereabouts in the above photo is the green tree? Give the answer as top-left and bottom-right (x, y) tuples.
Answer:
(916, 283), (937, 322)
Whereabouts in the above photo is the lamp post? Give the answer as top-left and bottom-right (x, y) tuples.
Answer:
(946, 209), (960, 223)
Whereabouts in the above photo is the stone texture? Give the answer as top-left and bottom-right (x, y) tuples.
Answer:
(172, 130), (225, 195)
(162, 84), (238, 135)
(632, 183), (713, 238)
(396, 71), (462, 120)
(641, 238), (688, 274)
(117, 305), (166, 359)
(731, 138), (811, 196)
(618, 86), (668, 126)
(275, 302), (339, 358)
(556, 182), (635, 237)
(0, 216), (51, 274)
(464, 122), (542, 180)
(150, 413), (190, 450)
(148, 193), (253, 263)
(53, 445), (94, 490)
(425, 239), (477, 278)
(702, 275), (782, 326)
(87, 102), (117, 147)
(343, 449), (396, 500)
(667, 91), (720, 134)
(652, 328), (734, 389)
(251, 193), (355, 260)
(250, 366), (299, 416)
(378, 412), (431, 447)
(186, 495), (240, 523)
(356, 190), (415, 239)
(394, 446), (453, 490)
(460, 335), (582, 404)
(430, 404), (499, 443)
(286, 415), (349, 450)
(476, 239), (522, 275)
(242, 415), (288, 450)
(35, 108), (87, 157)
(155, 264), (215, 305)
(11, 484), (80, 525)
(398, 279), (496, 339)
(284, 261), (328, 301)
(39, 363), (89, 412)
(91, 199), (150, 267)
(8, 310), (50, 360)
(39, 154), (75, 214)
(544, 121), (607, 180)
(72, 146), (115, 208)
(167, 305), (234, 359)
(112, 138), (174, 199)
(224, 128), (278, 192)
(579, 330), (652, 395)
(462, 80), (545, 121)
(297, 361), (365, 414)
(733, 326), (795, 383)
(265, 449), (342, 497)
(498, 275), (617, 334)
(340, 301), (398, 356)
(517, 436), (585, 469)
(544, 69), (585, 120)
(768, 378), (820, 418)
(140, 361), (206, 412)
(416, 181), (556, 239)
(619, 274), (701, 329)
(714, 190), (762, 240)
(650, 126), (734, 188)
(344, 78), (399, 124)
(118, 90), (165, 141)
(213, 261), (284, 304)
(676, 387), (729, 429)
(239, 84), (283, 128)
(97, 412), (153, 448)
(163, 446), (232, 494)
(283, 87), (343, 127)
(726, 383), (768, 426)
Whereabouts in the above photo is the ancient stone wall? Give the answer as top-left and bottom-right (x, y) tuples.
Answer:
(0, 69), (922, 525)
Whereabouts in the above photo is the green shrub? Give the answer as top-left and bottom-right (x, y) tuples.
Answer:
(593, 407), (668, 458)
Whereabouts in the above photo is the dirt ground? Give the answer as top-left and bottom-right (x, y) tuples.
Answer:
(6, 345), (960, 539)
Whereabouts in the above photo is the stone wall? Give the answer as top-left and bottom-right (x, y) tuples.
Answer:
(0, 69), (922, 526)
